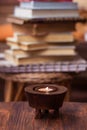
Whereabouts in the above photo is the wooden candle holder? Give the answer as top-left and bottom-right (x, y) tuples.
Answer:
(25, 84), (67, 119)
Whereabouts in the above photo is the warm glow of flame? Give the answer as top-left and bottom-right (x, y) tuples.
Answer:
(38, 86), (53, 93)
(45, 87), (49, 91)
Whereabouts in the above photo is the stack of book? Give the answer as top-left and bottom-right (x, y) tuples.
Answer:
(5, 0), (80, 66)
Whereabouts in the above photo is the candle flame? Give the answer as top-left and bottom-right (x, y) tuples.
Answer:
(46, 87), (49, 91)
(38, 86), (53, 93)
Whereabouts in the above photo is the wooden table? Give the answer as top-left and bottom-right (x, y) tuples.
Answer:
(0, 102), (87, 130)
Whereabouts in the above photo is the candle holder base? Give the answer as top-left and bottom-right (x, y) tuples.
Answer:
(35, 109), (59, 119)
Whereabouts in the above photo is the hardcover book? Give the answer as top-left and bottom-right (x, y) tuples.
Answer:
(4, 50), (62, 65)
(20, 1), (77, 10)
(7, 14), (81, 25)
(14, 6), (79, 19)
(5, 50), (76, 66)
(10, 21), (75, 35)
(5, 45), (76, 56)
(17, 32), (74, 43)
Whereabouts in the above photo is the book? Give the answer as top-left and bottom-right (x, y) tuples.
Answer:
(20, 1), (77, 10)
(17, 32), (74, 43)
(5, 45), (76, 56)
(14, 7), (79, 19)
(6, 36), (48, 51)
(4, 50), (61, 65)
(12, 21), (75, 35)
(45, 33), (74, 43)
(7, 14), (81, 25)
(4, 50), (76, 66)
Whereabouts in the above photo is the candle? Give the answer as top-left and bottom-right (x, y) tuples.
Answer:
(38, 87), (54, 93)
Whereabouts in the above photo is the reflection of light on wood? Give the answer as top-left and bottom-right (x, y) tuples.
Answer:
(38, 87), (53, 93)
(0, 109), (10, 126)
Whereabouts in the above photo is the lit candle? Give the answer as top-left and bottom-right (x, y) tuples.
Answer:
(38, 87), (53, 93)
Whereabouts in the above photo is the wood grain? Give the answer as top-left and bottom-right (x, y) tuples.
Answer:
(0, 102), (87, 130)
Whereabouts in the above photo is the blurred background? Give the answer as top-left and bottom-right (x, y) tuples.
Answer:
(0, 0), (87, 102)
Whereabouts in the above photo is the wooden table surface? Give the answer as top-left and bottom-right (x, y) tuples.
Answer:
(0, 102), (87, 130)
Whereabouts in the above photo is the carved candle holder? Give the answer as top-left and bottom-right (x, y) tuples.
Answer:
(25, 84), (67, 119)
